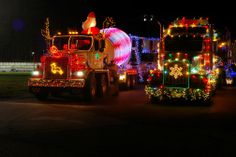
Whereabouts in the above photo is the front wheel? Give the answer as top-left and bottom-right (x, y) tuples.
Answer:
(97, 75), (108, 97)
(84, 74), (97, 101)
(130, 75), (136, 89)
(29, 87), (49, 101)
(150, 95), (164, 104)
(112, 78), (119, 96)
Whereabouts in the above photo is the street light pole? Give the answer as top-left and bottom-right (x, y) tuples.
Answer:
(155, 19), (163, 70)
(32, 51), (36, 70)
(157, 20), (162, 40)
(143, 14), (163, 69)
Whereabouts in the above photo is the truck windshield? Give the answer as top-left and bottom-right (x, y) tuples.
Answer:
(140, 53), (157, 62)
(53, 37), (70, 50)
(70, 36), (92, 50)
(170, 27), (207, 35)
(53, 36), (92, 51)
(164, 35), (203, 52)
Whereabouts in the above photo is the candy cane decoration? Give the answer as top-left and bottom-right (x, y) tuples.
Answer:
(100, 28), (131, 66)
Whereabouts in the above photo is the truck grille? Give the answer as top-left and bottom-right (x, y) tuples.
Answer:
(44, 57), (69, 79)
(164, 61), (189, 87)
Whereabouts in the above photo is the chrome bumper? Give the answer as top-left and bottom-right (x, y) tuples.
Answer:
(28, 78), (85, 88)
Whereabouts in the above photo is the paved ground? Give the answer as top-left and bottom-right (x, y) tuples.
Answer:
(0, 86), (236, 156)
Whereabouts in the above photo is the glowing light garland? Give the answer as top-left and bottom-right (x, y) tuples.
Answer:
(129, 35), (159, 82)
(145, 86), (211, 101)
(130, 36), (143, 82)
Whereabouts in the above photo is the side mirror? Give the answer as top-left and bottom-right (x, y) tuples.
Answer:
(99, 39), (105, 52)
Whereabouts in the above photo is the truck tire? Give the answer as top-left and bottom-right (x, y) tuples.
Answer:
(30, 87), (49, 101)
(51, 89), (62, 97)
(84, 74), (97, 101)
(97, 75), (108, 97)
(112, 78), (120, 96)
(126, 76), (131, 89)
(197, 97), (212, 106)
(150, 95), (164, 104)
(150, 96), (158, 104)
(130, 75), (136, 89)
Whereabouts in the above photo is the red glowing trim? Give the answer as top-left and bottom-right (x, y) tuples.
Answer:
(147, 76), (152, 82)
(49, 45), (63, 57)
(126, 69), (137, 75)
(63, 44), (68, 50)
(202, 78), (208, 84)
(71, 44), (76, 49)
(206, 46), (211, 51)
(191, 75), (197, 79)
(50, 45), (58, 55)
(204, 38), (211, 42)
(40, 56), (46, 63)
(204, 38), (211, 51)
(184, 53), (188, 59)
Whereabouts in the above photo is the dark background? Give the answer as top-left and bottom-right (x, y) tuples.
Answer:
(0, 0), (234, 61)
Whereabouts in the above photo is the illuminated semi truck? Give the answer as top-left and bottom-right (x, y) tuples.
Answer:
(145, 17), (222, 103)
(28, 28), (137, 101)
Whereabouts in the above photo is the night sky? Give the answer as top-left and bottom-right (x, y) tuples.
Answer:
(0, 0), (235, 61)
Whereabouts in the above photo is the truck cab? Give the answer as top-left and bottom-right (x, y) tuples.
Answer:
(28, 34), (116, 101)
(145, 17), (221, 103)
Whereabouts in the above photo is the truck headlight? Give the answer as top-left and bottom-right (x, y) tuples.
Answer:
(119, 74), (126, 81)
(74, 71), (84, 77)
(32, 70), (40, 76)
(31, 70), (42, 78)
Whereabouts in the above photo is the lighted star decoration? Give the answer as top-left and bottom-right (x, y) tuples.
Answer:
(169, 64), (183, 79)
